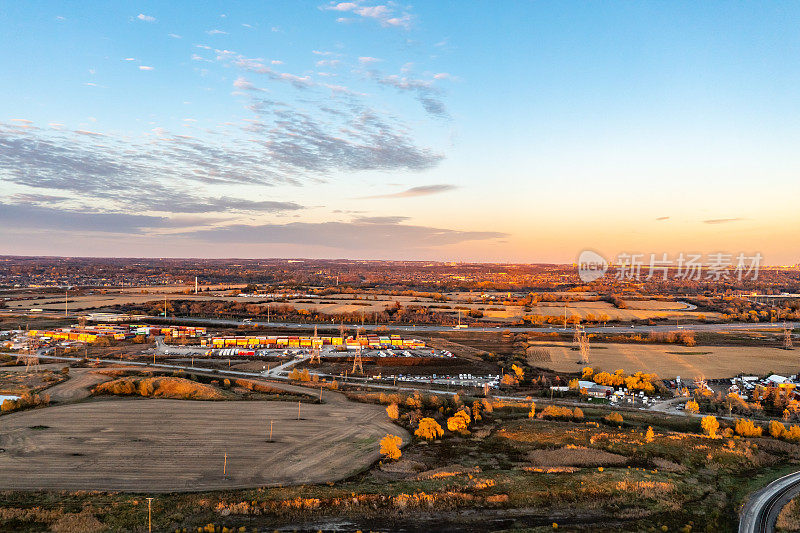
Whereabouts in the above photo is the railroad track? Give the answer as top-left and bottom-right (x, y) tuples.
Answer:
(740, 471), (800, 533)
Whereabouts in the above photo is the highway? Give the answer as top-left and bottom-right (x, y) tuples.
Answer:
(142, 315), (800, 335)
(740, 471), (800, 533)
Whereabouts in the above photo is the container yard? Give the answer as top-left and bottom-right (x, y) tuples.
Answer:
(203, 333), (425, 350)
(26, 324), (206, 343)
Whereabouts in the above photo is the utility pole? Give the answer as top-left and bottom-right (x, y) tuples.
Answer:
(297, 400), (301, 420)
(269, 419), (273, 441)
(195, 276), (198, 294)
(223, 453), (227, 476)
(146, 497), (153, 533)
(65, 289), (68, 317)
(163, 295), (167, 318)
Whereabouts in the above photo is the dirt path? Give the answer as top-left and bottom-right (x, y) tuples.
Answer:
(0, 382), (406, 492)
(43, 369), (113, 403)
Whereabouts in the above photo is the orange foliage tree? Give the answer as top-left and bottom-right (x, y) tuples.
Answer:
(701, 415), (719, 438)
(415, 418), (444, 441)
(447, 409), (471, 432)
(379, 434), (402, 460)
(734, 418), (763, 437)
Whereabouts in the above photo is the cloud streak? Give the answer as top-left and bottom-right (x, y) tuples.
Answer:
(703, 218), (746, 225)
(360, 184), (456, 199)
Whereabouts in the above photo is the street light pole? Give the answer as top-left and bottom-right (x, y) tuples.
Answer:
(146, 497), (153, 533)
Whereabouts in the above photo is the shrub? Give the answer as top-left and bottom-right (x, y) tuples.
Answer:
(734, 418), (763, 437)
(379, 434), (402, 460)
(785, 425), (800, 442)
(93, 377), (225, 400)
(386, 403), (399, 420)
(573, 407), (584, 419)
(415, 418), (444, 441)
(528, 402), (536, 418)
(604, 412), (623, 424)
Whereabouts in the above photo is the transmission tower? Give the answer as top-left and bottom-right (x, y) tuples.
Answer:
(352, 329), (364, 374)
(784, 323), (794, 350)
(573, 323), (582, 344)
(17, 338), (41, 372)
(309, 325), (321, 364)
(575, 325), (590, 365)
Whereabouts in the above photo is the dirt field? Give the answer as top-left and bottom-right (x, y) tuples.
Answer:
(43, 369), (113, 403)
(529, 341), (799, 379)
(0, 386), (407, 492)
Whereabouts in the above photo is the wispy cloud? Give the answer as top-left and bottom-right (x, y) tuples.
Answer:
(168, 33), (182, 39)
(360, 184), (456, 199)
(136, 13), (156, 22)
(206, 29), (227, 35)
(359, 56), (381, 64)
(655, 216), (670, 221)
(323, 2), (413, 29)
(369, 71), (449, 118)
(139, 65), (154, 71)
(703, 217), (746, 225)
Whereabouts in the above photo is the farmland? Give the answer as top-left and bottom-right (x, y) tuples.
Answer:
(0, 391), (407, 492)
(528, 341), (800, 379)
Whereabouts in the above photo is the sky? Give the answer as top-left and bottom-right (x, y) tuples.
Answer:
(1, 1), (798, 264)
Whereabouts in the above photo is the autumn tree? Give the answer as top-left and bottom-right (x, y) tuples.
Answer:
(645, 426), (655, 443)
(582, 367), (594, 379)
(415, 418), (444, 441)
(447, 409), (471, 432)
(386, 403), (399, 420)
(604, 412), (623, 425)
(734, 418), (763, 437)
(500, 373), (519, 387)
(685, 400), (700, 414)
(379, 434), (402, 460)
(512, 364), (525, 380)
(770, 420), (786, 438)
(701, 415), (720, 438)
(528, 402), (536, 419)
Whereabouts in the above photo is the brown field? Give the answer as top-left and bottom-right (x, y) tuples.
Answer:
(4, 290), (715, 323)
(530, 341), (798, 379)
(0, 388), (407, 492)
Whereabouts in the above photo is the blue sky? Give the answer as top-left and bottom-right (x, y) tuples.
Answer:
(1, 2), (798, 263)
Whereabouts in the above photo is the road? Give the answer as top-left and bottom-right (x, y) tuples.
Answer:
(740, 471), (800, 532)
(139, 315), (800, 335)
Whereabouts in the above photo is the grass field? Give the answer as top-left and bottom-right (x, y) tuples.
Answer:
(530, 341), (797, 378)
(0, 393), (407, 492)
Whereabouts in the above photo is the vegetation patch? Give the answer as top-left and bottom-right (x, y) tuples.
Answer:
(92, 377), (228, 400)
